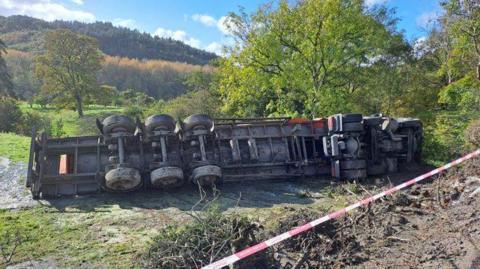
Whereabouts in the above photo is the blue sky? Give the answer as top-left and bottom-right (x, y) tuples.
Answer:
(0, 0), (442, 54)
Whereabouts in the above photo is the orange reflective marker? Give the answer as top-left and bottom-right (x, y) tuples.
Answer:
(59, 154), (68, 175)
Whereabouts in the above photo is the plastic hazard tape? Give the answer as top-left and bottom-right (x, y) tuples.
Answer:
(202, 149), (480, 269)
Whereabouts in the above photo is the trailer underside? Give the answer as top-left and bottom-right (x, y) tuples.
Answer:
(26, 113), (422, 198)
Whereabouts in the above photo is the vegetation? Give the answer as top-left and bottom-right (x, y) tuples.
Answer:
(142, 206), (264, 268)
(0, 39), (13, 97)
(0, 15), (217, 65)
(35, 29), (104, 117)
(211, 0), (480, 163)
(218, 0), (409, 117)
(0, 133), (30, 163)
(1, 0), (478, 165)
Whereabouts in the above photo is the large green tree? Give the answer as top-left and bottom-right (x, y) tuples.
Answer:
(217, 0), (408, 117)
(0, 39), (14, 97)
(35, 29), (103, 117)
(440, 0), (480, 80)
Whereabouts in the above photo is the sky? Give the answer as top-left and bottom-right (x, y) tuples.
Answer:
(0, 0), (443, 55)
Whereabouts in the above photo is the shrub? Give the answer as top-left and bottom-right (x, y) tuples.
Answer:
(465, 118), (480, 149)
(141, 206), (267, 269)
(51, 118), (65, 137)
(16, 111), (52, 136)
(0, 98), (22, 133)
(124, 105), (144, 119)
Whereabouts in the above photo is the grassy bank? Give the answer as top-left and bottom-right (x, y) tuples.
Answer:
(0, 133), (30, 163)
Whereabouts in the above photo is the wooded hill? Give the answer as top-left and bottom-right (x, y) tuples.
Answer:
(4, 49), (212, 101)
(0, 15), (217, 65)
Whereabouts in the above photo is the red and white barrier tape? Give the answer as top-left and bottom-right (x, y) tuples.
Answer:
(202, 149), (480, 269)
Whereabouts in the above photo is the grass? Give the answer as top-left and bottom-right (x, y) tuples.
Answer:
(0, 103), (124, 164)
(18, 103), (124, 137)
(0, 205), (150, 268)
(0, 133), (30, 163)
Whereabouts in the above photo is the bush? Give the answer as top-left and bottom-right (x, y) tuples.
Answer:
(124, 105), (144, 118)
(16, 111), (52, 136)
(51, 118), (65, 137)
(141, 206), (267, 269)
(0, 98), (22, 133)
(465, 118), (480, 149)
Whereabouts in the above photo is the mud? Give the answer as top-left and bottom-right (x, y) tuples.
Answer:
(0, 157), (37, 209)
(270, 159), (480, 269)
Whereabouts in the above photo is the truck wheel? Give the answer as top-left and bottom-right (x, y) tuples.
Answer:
(191, 165), (222, 186)
(340, 159), (366, 170)
(145, 114), (176, 133)
(150, 166), (184, 188)
(183, 114), (214, 131)
(102, 115), (136, 135)
(105, 167), (141, 191)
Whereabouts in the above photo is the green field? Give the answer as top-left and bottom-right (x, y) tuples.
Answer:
(0, 133), (30, 163)
(19, 103), (124, 137)
(0, 103), (124, 164)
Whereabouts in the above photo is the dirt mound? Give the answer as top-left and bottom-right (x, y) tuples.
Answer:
(140, 158), (480, 269)
(270, 158), (480, 269)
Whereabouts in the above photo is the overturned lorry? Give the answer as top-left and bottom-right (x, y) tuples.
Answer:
(26, 113), (422, 198)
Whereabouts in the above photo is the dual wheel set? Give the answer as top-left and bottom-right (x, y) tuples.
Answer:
(97, 114), (221, 192)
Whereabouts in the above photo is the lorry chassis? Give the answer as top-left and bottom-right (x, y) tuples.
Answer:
(26, 113), (422, 198)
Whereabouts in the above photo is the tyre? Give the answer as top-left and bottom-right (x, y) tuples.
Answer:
(342, 122), (364, 132)
(342, 113), (363, 123)
(191, 165), (222, 186)
(105, 167), (142, 191)
(102, 115), (136, 135)
(340, 159), (366, 170)
(183, 114), (214, 131)
(150, 166), (184, 188)
(145, 114), (176, 133)
(341, 169), (367, 180)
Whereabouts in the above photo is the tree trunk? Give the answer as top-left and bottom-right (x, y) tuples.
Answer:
(477, 61), (480, 80)
(75, 93), (84, 117)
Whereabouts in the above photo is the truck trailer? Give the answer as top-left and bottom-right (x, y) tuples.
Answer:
(26, 113), (422, 198)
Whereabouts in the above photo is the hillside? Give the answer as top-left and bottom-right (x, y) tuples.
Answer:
(4, 49), (212, 100)
(0, 15), (217, 65)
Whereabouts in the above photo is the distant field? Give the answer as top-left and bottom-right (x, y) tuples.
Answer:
(19, 102), (124, 137)
(0, 103), (125, 164)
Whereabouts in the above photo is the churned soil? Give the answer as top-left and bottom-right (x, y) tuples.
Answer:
(270, 159), (480, 269)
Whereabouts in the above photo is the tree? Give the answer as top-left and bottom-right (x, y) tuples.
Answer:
(0, 39), (14, 97)
(217, 0), (408, 117)
(441, 0), (480, 79)
(35, 29), (103, 117)
(92, 85), (118, 107)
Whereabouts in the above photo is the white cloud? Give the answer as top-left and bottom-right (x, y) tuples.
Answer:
(364, 0), (388, 7)
(217, 16), (236, 36)
(113, 18), (136, 29)
(190, 13), (237, 36)
(416, 11), (439, 29)
(191, 14), (216, 27)
(0, 0), (95, 22)
(205, 41), (223, 55)
(154, 27), (201, 48)
(71, 0), (83, 5)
